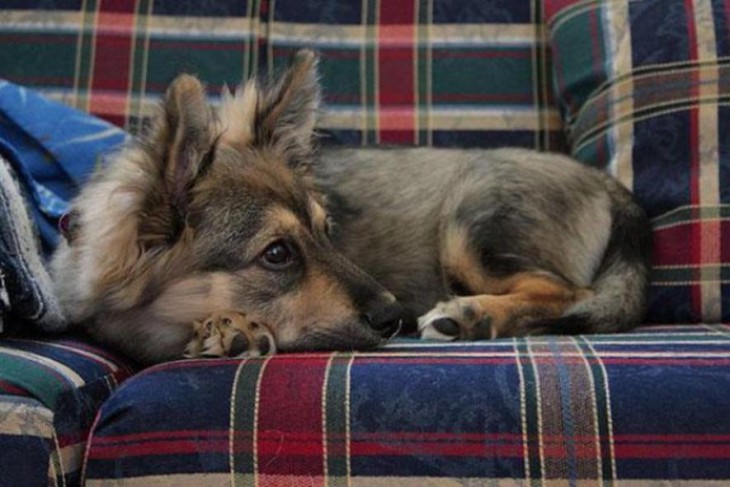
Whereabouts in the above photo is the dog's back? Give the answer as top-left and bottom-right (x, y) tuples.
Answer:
(51, 51), (650, 363)
(316, 146), (651, 338)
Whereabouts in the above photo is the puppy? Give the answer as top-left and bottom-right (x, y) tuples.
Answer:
(51, 50), (650, 364)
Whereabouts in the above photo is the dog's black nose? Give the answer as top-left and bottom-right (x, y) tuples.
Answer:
(363, 303), (413, 338)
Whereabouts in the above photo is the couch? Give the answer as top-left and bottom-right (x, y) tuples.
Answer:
(1, 1), (729, 485)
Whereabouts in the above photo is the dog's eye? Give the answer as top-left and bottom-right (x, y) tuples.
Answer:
(261, 241), (295, 270)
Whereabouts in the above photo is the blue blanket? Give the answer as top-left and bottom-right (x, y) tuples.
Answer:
(0, 80), (126, 332)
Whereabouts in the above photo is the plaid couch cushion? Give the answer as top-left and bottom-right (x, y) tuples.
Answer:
(0, 334), (135, 486)
(547, 0), (730, 323)
(84, 326), (730, 486)
(0, 0), (565, 150)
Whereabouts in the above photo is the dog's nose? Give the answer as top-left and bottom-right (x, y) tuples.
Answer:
(363, 303), (413, 338)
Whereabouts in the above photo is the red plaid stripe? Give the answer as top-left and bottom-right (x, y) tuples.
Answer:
(377, 1), (416, 144)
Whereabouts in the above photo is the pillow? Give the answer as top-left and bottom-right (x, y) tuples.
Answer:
(547, 0), (730, 323)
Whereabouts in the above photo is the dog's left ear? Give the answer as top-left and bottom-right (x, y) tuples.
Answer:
(254, 49), (321, 170)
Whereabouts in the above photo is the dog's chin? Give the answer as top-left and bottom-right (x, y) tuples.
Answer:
(279, 323), (385, 353)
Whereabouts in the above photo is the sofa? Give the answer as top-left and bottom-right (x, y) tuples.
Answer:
(1, 1), (729, 485)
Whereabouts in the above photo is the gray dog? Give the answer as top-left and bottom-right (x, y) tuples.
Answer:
(51, 50), (651, 364)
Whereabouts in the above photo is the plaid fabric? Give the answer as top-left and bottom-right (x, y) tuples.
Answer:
(0, 334), (135, 486)
(546, 0), (730, 323)
(83, 325), (730, 486)
(0, 0), (565, 149)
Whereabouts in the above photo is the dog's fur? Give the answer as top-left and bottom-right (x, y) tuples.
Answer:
(51, 50), (651, 364)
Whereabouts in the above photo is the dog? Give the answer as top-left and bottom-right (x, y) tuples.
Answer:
(51, 50), (651, 364)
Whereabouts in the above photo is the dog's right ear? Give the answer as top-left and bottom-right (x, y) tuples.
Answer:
(147, 74), (214, 213)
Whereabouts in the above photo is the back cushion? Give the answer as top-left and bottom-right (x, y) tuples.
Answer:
(265, 0), (566, 149)
(0, 1), (565, 149)
(547, 0), (730, 323)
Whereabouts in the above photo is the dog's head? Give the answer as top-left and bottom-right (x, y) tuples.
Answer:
(131, 50), (408, 351)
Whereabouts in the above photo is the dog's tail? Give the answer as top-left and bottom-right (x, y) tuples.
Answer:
(544, 184), (652, 335)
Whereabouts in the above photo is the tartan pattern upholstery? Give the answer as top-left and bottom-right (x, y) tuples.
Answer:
(0, 336), (135, 486)
(84, 326), (730, 486)
(546, 0), (730, 323)
(0, 0), (565, 150)
(2, 1), (730, 485)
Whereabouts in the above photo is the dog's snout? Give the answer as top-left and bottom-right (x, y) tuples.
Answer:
(363, 302), (412, 338)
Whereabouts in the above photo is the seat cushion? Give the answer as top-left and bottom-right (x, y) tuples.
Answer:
(84, 325), (730, 486)
(0, 334), (136, 486)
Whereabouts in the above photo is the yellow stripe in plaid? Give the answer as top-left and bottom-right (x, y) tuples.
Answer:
(268, 22), (540, 47)
(692, 0), (723, 322)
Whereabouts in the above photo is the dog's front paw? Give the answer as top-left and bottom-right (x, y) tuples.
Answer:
(418, 298), (495, 341)
(183, 311), (276, 359)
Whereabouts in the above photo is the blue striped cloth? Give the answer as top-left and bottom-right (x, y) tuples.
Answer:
(0, 80), (125, 332)
(0, 79), (126, 255)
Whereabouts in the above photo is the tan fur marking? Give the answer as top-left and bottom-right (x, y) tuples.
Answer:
(420, 272), (593, 341)
(218, 80), (259, 149)
(240, 206), (305, 260)
(469, 273), (589, 338)
(441, 225), (515, 295)
(273, 270), (356, 346)
(310, 198), (328, 231)
(269, 206), (302, 231)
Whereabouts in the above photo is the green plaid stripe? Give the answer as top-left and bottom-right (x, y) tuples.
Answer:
(127, 0), (153, 132)
(652, 265), (730, 285)
(245, 0), (258, 80)
(416, 0), (431, 146)
(532, 0), (549, 150)
(75, 0), (98, 113)
(230, 358), (266, 485)
(652, 205), (730, 229)
(323, 354), (353, 486)
(364, 0), (378, 144)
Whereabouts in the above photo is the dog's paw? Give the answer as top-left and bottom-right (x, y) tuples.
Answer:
(183, 311), (276, 359)
(418, 297), (494, 341)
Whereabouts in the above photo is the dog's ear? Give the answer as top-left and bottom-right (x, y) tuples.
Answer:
(149, 74), (214, 212)
(254, 49), (321, 169)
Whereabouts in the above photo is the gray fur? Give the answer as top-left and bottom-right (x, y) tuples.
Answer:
(51, 50), (651, 364)
(316, 146), (651, 333)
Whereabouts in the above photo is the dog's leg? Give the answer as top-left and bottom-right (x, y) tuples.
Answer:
(419, 273), (592, 340)
(86, 271), (279, 364)
(184, 311), (275, 358)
